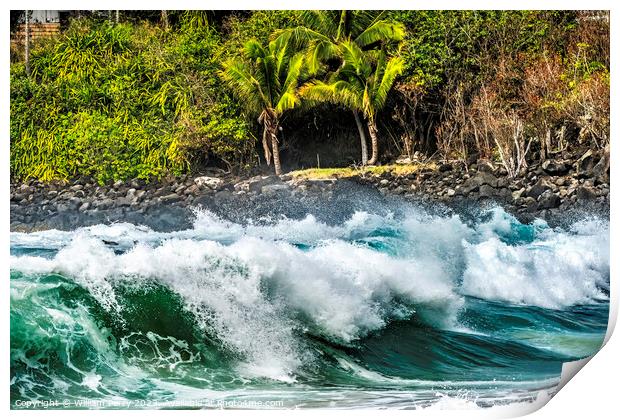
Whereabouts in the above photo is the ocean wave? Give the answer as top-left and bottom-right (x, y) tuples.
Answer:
(10, 205), (609, 398)
(11, 206), (609, 309)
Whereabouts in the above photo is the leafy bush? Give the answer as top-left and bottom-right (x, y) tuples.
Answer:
(11, 18), (253, 183)
(391, 11), (609, 162)
(10, 11), (609, 182)
(219, 11), (301, 56)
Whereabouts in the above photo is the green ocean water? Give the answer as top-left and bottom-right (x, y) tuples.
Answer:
(10, 206), (609, 409)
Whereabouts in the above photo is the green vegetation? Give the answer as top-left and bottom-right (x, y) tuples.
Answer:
(11, 15), (252, 183)
(10, 11), (609, 183)
(220, 36), (306, 175)
(391, 11), (610, 170)
(279, 11), (405, 165)
(301, 43), (404, 165)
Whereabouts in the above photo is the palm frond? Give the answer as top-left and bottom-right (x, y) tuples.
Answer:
(362, 85), (372, 118)
(300, 79), (363, 112)
(363, 11), (388, 28)
(281, 53), (305, 94)
(258, 54), (277, 105)
(335, 10), (350, 42)
(332, 80), (366, 111)
(305, 40), (339, 76)
(219, 59), (267, 114)
(223, 36), (307, 120)
(276, 53), (305, 113)
(339, 40), (371, 79)
(275, 92), (300, 113)
(244, 39), (267, 61)
(271, 26), (331, 50)
(354, 20), (406, 48)
(299, 10), (340, 39)
(373, 51), (388, 87)
(372, 56), (404, 110)
(348, 10), (385, 37)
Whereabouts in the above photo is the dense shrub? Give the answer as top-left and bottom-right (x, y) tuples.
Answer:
(10, 11), (609, 182)
(390, 10), (609, 165)
(10, 17), (253, 183)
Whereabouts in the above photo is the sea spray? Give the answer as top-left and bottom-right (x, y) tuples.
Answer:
(11, 206), (609, 408)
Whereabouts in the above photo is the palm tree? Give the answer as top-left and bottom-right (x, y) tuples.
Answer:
(276, 11), (404, 74)
(220, 36), (305, 175)
(275, 11), (404, 165)
(301, 41), (404, 165)
(161, 10), (169, 29)
(24, 10), (30, 77)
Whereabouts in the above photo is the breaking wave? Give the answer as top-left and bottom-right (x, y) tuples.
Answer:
(10, 205), (609, 408)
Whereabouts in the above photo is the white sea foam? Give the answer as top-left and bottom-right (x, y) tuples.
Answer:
(10, 206), (610, 379)
(11, 232), (463, 380)
(461, 219), (609, 309)
(12, 235), (123, 313)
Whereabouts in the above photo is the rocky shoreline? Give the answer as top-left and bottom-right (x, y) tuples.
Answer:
(10, 146), (609, 232)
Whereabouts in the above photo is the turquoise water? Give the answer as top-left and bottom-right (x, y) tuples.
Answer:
(10, 206), (609, 409)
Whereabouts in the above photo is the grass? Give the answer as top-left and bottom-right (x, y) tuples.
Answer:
(289, 162), (438, 180)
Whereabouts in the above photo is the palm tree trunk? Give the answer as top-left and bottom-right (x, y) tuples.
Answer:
(270, 118), (282, 176)
(161, 11), (169, 29)
(261, 123), (272, 166)
(353, 110), (368, 165)
(271, 137), (282, 175)
(367, 119), (379, 165)
(24, 10), (30, 77)
(261, 111), (282, 175)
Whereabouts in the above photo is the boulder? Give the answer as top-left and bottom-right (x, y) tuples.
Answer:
(115, 196), (133, 207)
(591, 143), (610, 180)
(477, 159), (496, 173)
(527, 180), (552, 200)
(541, 159), (570, 176)
(575, 149), (596, 174)
(214, 190), (233, 201)
(498, 188), (513, 200)
(461, 171), (500, 195)
(248, 175), (280, 194)
(512, 188), (525, 201)
(159, 193), (181, 204)
(524, 198), (538, 213)
(438, 163), (453, 172)
(261, 184), (290, 195)
(538, 191), (561, 209)
(68, 197), (82, 209)
(395, 156), (413, 165)
(12, 193), (26, 202)
(95, 198), (114, 210)
(185, 184), (200, 196)
(392, 185), (407, 195)
(477, 171), (500, 187)
(194, 176), (223, 190)
(478, 184), (497, 198)
(576, 186), (597, 201)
